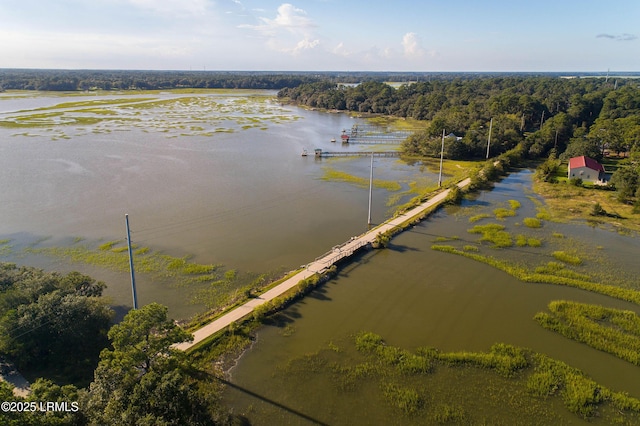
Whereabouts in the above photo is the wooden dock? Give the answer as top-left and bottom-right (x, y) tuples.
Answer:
(316, 151), (400, 158)
(341, 124), (418, 145)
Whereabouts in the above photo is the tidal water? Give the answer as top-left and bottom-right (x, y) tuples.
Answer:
(224, 171), (640, 425)
(0, 90), (438, 318)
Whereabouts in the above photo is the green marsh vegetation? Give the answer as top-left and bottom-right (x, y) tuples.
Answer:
(468, 223), (513, 248)
(275, 332), (640, 423)
(24, 240), (268, 309)
(523, 217), (543, 228)
(535, 301), (640, 366)
(432, 244), (640, 304)
(0, 239), (12, 256)
(321, 167), (402, 191)
(432, 179), (640, 303)
(1, 91), (301, 138)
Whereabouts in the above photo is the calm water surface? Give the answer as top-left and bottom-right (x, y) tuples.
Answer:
(0, 91), (437, 318)
(224, 171), (640, 425)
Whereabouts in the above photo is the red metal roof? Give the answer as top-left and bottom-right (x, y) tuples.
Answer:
(568, 156), (604, 172)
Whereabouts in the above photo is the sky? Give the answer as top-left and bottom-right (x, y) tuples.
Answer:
(1, 0), (639, 72)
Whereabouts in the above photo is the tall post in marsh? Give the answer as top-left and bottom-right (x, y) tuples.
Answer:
(368, 152), (374, 226)
(125, 214), (138, 310)
(438, 129), (445, 187)
(486, 117), (493, 159)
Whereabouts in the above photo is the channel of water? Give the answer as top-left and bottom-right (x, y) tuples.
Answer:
(223, 171), (640, 425)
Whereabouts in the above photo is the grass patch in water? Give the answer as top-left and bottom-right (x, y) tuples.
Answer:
(25, 243), (221, 287)
(433, 236), (458, 243)
(516, 235), (542, 247)
(469, 213), (491, 223)
(381, 382), (423, 414)
(278, 332), (640, 422)
(494, 207), (517, 219)
(322, 168), (402, 191)
(431, 245), (640, 304)
(0, 240), (13, 256)
(535, 301), (640, 366)
(523, 217), (542, 228)
(468, 223), (513, 248)
(552, 251), (583, 265)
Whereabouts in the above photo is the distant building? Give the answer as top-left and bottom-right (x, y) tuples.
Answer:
(568, 156), (607, 184)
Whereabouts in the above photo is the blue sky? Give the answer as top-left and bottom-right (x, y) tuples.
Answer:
(1, 0), (639, 71)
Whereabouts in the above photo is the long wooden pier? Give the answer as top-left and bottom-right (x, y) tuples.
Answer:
(174, 177), (472, 352)
(317, 151), (400, 158)
(341, 124), (418, 145)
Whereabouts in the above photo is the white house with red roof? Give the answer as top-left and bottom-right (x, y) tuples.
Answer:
(568, 156), (606, 184)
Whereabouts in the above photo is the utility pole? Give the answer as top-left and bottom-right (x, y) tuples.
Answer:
(438, 129), (445, 187)
(486, 117), (493, 159)
(540, 110), (545, 130)
(125, 214), (138, 310)
(367, 152), (374, 226)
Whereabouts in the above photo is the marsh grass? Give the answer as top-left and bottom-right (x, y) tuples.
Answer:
(515, 235), (542, 247)
(509, 200), (522, 210)
(25, 243), (221, 288)
(494, 208), (516, 219)
(552, 251), (583, 265)
(288, 332), (640, 424)
(3, 92), (300, 138)
(535, 301), (640, 366)
(468, 223), (513, 248)
(0, 239), (13, 256)
(381, 383), (423, 414)
(322, 168), (402, 191)
(523, 217), (542, 228)
(469, 213), (491, 223)
(431, 245), (640, 304)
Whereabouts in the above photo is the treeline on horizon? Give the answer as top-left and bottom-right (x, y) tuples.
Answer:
(0, 68), (629, 92)
(278, 77), (640, 162)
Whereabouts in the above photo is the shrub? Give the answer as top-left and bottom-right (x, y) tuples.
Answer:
(590, 202), (606, 216)
(445, 186), (463, 205)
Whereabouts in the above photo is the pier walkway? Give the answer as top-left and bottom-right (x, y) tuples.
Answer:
(316, 151), (400, 158)
(174, 177), (471, 352)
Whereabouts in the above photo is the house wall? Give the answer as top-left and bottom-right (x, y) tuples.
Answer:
(568, 166), (600, 183)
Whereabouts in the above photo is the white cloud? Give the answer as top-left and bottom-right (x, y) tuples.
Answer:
(402, 32), (425, 58)
(240, 3), (320, 56)
(332, 42), (351, 57)
(290, 37), (320, 55)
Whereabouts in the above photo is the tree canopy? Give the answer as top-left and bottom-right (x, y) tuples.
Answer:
(83, 303), (231, 425)
(0, 264), (112, 385)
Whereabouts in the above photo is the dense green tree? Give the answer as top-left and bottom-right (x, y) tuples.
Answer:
(610, 165), (640, 202)
(83, 303), (231, 426)
(0, 264), (112, 384)
(560, 136), (603, 162)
